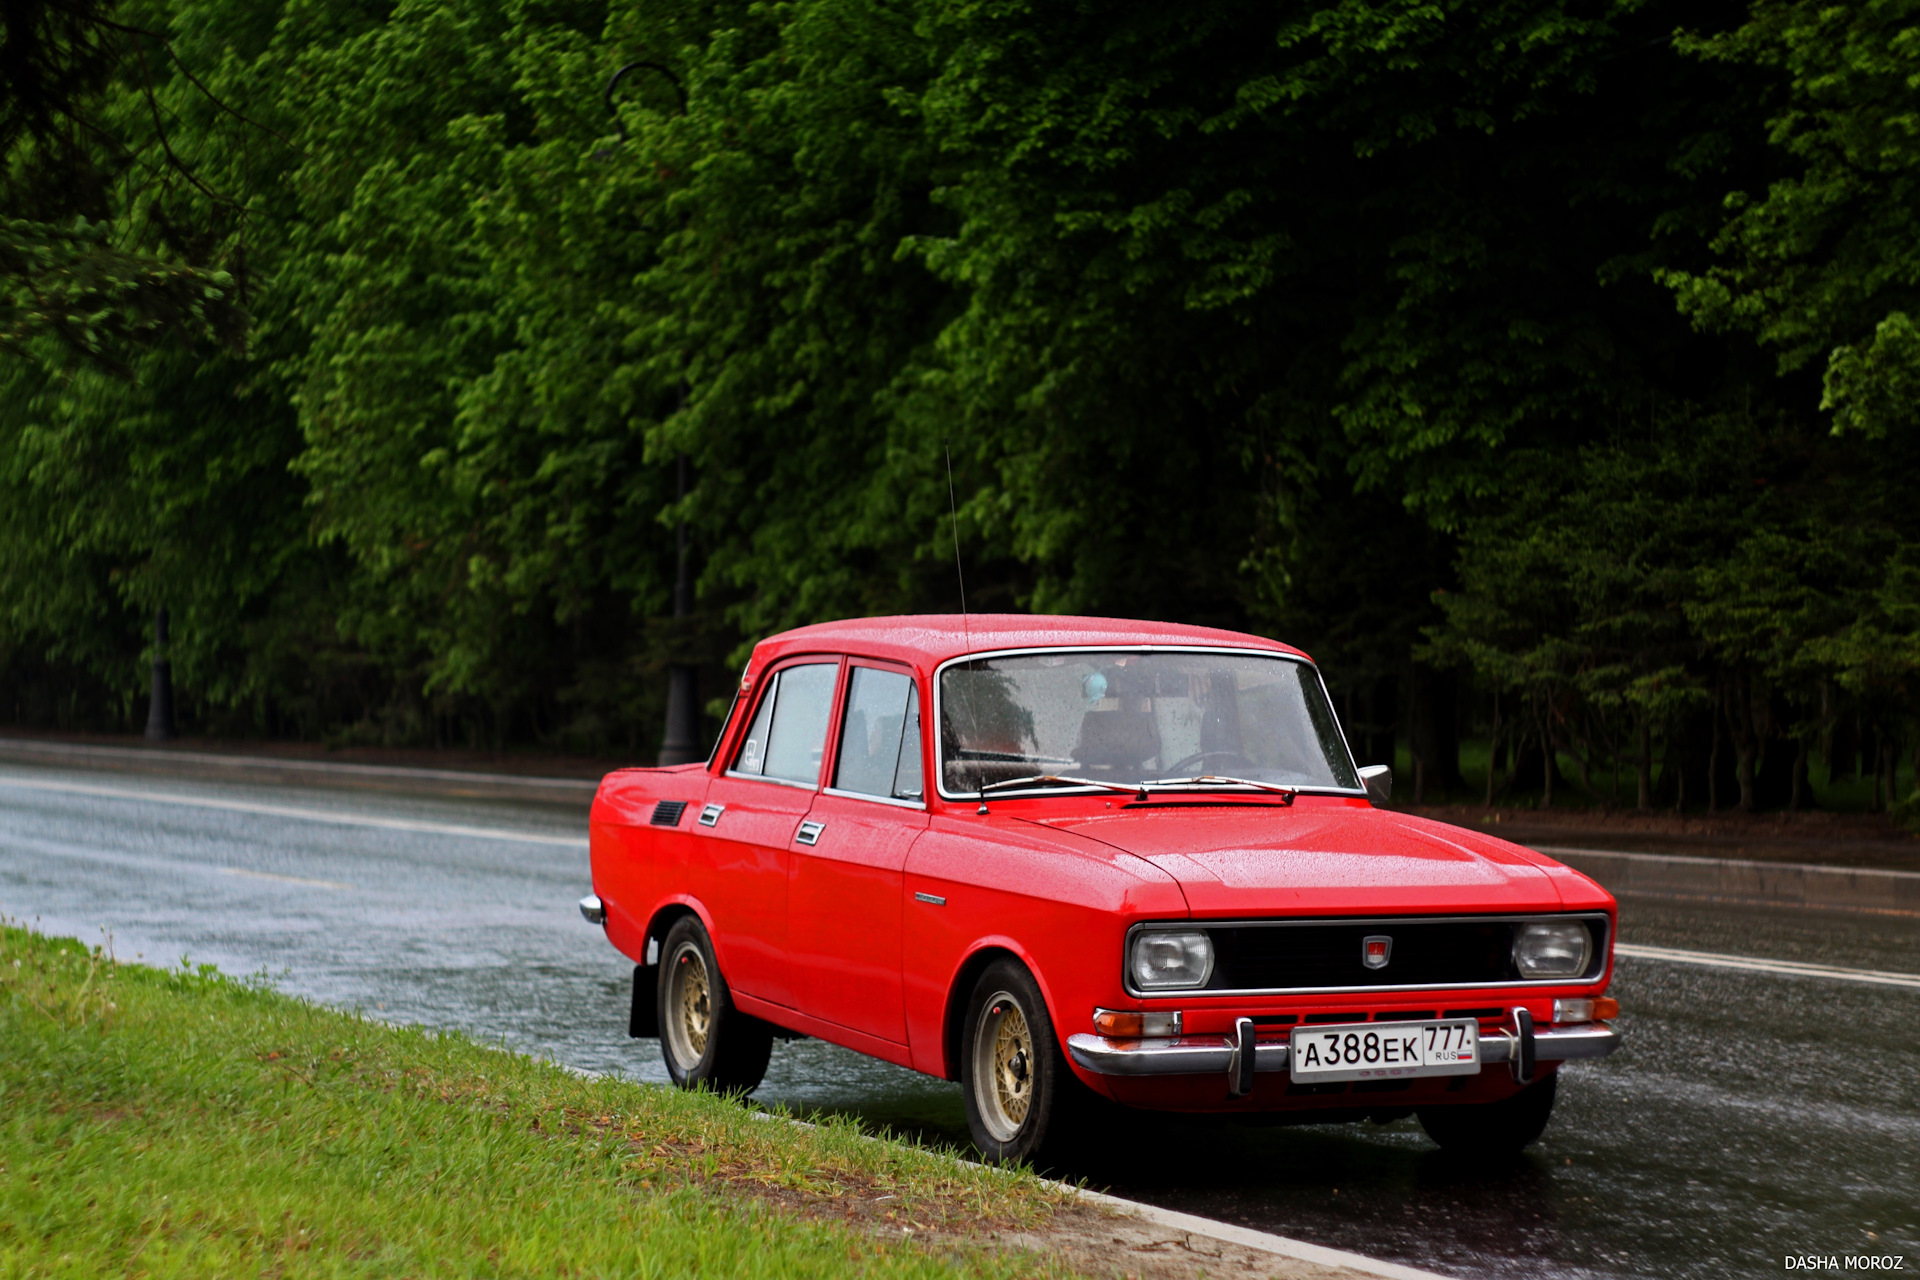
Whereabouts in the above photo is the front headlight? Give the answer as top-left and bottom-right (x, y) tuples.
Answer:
(1130, 931), (1214, 990)
(1513, 920), (1593, 978)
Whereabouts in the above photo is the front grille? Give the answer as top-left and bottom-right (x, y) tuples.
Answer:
(1161, 915), (1608, 994)
(650, 800), (689, 827)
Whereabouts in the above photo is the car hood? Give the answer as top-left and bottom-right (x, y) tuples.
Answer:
(1021, 801), (1584, 916)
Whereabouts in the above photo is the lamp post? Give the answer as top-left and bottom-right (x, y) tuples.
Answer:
(600, 60), (698, 765)
(656, 452), (698, 765)
(144, 607), (176, 741)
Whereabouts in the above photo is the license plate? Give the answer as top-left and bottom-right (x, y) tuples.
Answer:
(1288, 1019), (1480, 1083)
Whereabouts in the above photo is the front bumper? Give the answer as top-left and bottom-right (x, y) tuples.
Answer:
(1066, 1017), (1618, 1094)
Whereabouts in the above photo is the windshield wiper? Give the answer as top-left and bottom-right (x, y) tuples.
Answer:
(978, 774), (1149, 798)
(1138, 775), (1298, 802)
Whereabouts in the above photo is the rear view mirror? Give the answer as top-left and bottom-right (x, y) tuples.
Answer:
(1358, 765), (1391, 806)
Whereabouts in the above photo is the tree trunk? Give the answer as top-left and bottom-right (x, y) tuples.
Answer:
(1484, 693), (1501, 808)
(1726, 677), (1758, 813)
(1708, 702), (1722, 814)
(1539, 718), (1555, 810)
(144, 607), (176, 742)
(1871, 731), (1885, 812)
(1789, 738), (1809, 812)
(1883, 737), (1900, 811)
(1636, 720), (1652, 810)
(1409, 665), (1467, 797)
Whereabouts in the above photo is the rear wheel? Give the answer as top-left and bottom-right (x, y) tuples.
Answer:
(1417, 1071), (1558, 1158)
(961, 959), (1081, 1165)
(658, 916), (772, 1095)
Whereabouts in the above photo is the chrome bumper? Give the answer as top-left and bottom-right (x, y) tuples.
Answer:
(578, 893), (605, 926)
(1066, 1020), (1619, 1080)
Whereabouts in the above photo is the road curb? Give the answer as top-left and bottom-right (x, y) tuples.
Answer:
(1541, 845), (1920, 916)
(0, 737), (601, 808)
(1066, 1185), (1454, 1280)
(744, 1110), (1457, 1280)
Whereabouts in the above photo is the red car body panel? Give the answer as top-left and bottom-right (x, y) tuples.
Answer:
(1030, 803), (1593, 916)
(587, 614), (1618, 1115)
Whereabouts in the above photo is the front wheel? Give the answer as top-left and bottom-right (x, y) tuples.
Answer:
(1417, 1071), (1558, 1158)
(657, 916), (772, 1095)
(961, 959), (1077, 1165)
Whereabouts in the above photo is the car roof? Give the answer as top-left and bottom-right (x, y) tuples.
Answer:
(749, 614), (1309, 673)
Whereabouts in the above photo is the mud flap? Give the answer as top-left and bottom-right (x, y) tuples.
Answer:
(629, 963), (659, 1038)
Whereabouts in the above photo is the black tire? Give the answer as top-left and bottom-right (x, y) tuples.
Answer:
(960, 958), (1080, 1165)
(1417, 1071), (1558, 1157)
(657, 916), (772, 1095)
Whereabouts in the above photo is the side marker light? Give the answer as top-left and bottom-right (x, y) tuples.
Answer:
(1552, 996), (1620, 1023)
(1092, 1008), (1182, 1038)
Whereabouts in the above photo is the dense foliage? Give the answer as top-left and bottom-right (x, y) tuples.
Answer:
(2, 0), (1917, 812)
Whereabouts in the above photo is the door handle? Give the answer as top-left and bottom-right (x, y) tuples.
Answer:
(796, 819), (825, 846)
(698, 803), (724, 827)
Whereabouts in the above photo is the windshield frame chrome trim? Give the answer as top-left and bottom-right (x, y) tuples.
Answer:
(930, 643), (1366, 802)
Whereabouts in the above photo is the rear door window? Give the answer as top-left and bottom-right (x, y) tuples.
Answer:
(732, 662), (840, 785)
(833, 667), (923, 802)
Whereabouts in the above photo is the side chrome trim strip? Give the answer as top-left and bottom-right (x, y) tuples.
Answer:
(821, 786), (927, 811)
(722, 771), (819, 792)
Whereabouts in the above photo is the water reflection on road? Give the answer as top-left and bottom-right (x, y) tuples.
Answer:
(1, 767), (1914, 1279)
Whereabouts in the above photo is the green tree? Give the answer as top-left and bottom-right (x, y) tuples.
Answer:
(1668, 0), (1920, 437)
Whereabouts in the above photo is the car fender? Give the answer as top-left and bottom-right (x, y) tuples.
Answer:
(938, 933), (1070, 1081)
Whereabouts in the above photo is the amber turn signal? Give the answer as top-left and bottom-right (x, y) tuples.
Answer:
(1551, 996), (1620, 1023)
(1093, 1008), (1182, 1038)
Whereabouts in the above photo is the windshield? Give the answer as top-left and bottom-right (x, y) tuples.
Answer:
(937, 649), (1360, 796)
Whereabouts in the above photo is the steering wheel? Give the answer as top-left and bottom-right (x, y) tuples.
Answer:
(1166, 750), (1258, 776)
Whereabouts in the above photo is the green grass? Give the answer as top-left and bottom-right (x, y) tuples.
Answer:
(0, 925), (1076, 1279)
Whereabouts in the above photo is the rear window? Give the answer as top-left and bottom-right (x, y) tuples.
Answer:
(733, 662), (839, 785)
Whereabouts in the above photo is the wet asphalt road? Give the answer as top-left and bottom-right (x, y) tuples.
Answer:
(1, 764), (1914, 1280)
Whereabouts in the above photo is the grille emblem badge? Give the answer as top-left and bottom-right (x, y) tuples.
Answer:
(1362, 935), (1392, 969)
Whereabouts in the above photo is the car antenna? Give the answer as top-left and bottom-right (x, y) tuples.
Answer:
(946, 446), (988, 816)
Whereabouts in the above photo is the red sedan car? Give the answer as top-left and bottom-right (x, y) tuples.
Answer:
(582, 615), (1620, 1162)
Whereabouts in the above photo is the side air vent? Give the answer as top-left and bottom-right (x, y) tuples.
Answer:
(650, 800), (689, 827)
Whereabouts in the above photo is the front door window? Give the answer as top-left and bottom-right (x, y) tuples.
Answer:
(833, 667), (923, 801)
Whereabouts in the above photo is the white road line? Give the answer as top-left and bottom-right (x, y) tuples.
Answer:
(1616, 943), (1920, 989)
(1536, 844), (1920, 882)
(218, 867), (353, 890)
(0, 774), (587, 849)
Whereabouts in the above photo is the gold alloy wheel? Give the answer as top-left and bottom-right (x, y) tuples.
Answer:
(972, 991), (1035, 1142)
(666, 941), (712, 1068)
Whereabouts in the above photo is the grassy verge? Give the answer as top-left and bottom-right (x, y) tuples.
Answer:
(0, 925), (1078, 1279)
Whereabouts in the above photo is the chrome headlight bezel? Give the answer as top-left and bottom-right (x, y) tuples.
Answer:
(1512, 920), (1595, 978)
(1128, 929), (1215, 991)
